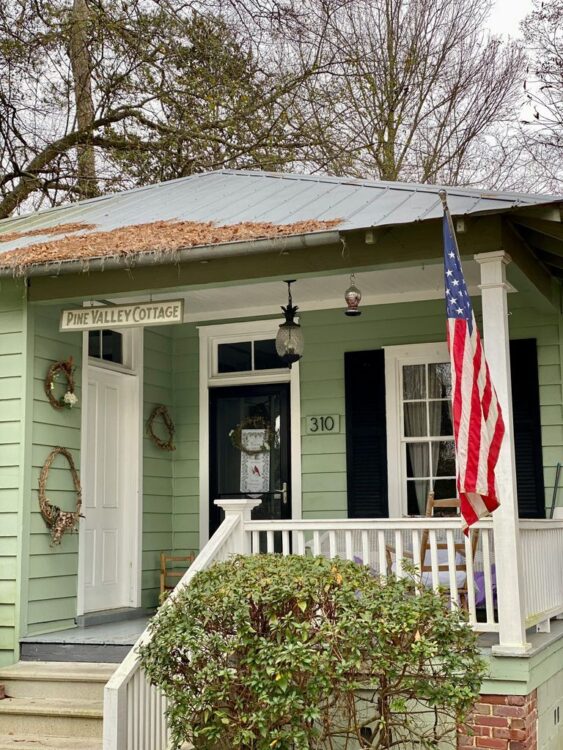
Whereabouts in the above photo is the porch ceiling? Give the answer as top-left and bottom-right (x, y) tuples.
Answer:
(144, 262), (486, 322)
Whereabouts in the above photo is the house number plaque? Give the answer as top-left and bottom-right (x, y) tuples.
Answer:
(306, 415), (340, 434)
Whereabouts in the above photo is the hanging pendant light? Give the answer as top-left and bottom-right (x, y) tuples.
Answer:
(275, 280), (304, 368)
(344, 273), (362, 316)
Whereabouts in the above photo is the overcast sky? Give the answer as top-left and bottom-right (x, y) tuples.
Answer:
(487, 0), (534, 37)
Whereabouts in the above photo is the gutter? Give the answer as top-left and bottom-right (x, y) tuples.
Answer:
(0, 230), (343, 279)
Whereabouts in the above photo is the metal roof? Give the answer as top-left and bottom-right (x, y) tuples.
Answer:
(0, 169), (561, 272)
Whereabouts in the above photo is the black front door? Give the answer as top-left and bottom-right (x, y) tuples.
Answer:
(209, 383), (291, 535)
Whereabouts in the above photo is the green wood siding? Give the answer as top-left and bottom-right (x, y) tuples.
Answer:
(0, 281), (27, 665)
(142, 327), (174, 608)
(25, 304), (82, 635)
(171, 325), (199, 557)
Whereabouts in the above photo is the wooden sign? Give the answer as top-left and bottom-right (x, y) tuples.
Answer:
(60, 300), (184, 331)
(306, 415), (340, 434)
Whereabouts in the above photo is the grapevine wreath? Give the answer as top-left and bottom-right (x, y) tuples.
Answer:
(147, 405), (176, 451)
(229, 415), (275, 455)
(45, 357), (78, 410)
(38, 447), (83, 545)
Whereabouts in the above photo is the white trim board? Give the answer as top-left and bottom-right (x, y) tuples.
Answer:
(198, 319), (302, 546)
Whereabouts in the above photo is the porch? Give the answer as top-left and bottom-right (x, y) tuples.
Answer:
(103, 498), (563, 750)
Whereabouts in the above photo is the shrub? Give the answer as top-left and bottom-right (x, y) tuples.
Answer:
(139, 554), (485, 749)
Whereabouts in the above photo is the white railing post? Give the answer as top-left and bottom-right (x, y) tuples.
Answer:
(214, 498), (261, 554)
(475, 251), (530, 655)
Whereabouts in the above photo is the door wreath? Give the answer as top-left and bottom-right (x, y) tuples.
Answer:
(229, 416), (275, 455)
(39, 446), (83, 545)
(147, 405), (176, 451)
(45, 357), (78, 410)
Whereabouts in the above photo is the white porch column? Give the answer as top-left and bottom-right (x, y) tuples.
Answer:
(214, 498), (261, 555)
(475, 251), (530, 655)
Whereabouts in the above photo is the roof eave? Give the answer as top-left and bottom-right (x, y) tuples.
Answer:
(0, 228), (343, 279)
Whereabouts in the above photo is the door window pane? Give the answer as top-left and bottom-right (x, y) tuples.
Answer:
(218, 342), (252, 373)
(88, 330), (100, 358)
(101, 330), (123, 364)
(89, 329), (123, 364)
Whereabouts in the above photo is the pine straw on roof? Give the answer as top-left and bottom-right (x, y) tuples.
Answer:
(0, 222), (97, 244)
(0, 218), (341, 274)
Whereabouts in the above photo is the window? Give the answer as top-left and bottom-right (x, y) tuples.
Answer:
(385, 342), (456, 517)
(88, 330), (124, 365)
(216, 339), (285, 375)
(402, 362), (456, 514)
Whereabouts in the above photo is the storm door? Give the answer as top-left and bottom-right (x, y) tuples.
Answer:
(209, 384), (291, 535)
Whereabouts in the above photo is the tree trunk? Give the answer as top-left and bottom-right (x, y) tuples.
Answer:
(68, 0), (97, 199)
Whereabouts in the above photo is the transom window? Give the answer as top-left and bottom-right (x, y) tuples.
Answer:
(88, 330), (124, 365)
(216, 339), (285, 374)
(402, 362), (456, 514)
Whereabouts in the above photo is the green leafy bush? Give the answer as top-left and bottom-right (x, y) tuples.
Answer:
(139, 554), (485, 749)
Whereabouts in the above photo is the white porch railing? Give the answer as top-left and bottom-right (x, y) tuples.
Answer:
(103, 508), (244, 750)
(519, 519), (563, 629)
(104, 500), (563, 749)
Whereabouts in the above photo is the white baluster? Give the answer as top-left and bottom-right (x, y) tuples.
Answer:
(446, 530), (458, 606)
(361, 531), (370, 567)
(394, 530), (403, 578)
(378, 530), (387, 579)
(267, 531), (275, 553)
(428, 529), (440, 591)
(313, 531), (321, 556)
(464, 533), (477, 625)
(329, 531), (336, 559)
(482, 529), (495, 626)
(282, 530), (290, 556)
(345, 531), (353, 561)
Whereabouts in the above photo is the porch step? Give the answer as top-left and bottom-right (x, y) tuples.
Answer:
(0, 661), (115, 701)
(0, 736), (101, 749)
(0, 697), (102, 738)
(0, 662), (112, 743)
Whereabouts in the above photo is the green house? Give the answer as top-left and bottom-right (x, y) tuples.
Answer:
(0, 170), (562, 749)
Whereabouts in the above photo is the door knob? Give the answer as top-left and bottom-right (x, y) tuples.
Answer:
(274, 482), (288, 504)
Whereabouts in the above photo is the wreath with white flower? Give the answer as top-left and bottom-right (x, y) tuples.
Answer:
(45, 358), (78, 410)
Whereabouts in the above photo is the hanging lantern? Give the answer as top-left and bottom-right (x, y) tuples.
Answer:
(275, 280), (304, 367)
(344, 273), (362, 316)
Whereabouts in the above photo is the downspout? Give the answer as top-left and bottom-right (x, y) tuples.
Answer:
(0, 230), (343, 279)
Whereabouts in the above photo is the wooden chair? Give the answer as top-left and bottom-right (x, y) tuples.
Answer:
(387, 492), (479, 610)
(160, 552), (195, 598)
(419, 493), (479, 610)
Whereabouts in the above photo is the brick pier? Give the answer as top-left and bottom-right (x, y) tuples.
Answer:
(458, 691), (537, 750)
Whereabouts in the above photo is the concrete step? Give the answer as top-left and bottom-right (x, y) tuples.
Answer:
(0, 662), (115, 701)
(0, 736), (101, 749)
(0, 697), (102, 738)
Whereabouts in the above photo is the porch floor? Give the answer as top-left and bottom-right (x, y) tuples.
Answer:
(20, 617), (149, 663)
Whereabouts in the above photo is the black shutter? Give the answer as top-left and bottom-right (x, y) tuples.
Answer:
(510, 338), (545, 518)
(345, 350), (388, 517)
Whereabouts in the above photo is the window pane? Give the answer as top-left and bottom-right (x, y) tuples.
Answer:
(102, 330), (123, 364)
(254, 339), (284, 370)
(431, 440), (456, 477)
(429, 362), (452, 398)
(406, 443), (429, 478)
(88, 330), (100, 358)
(403, 365), (426, 399)
(407, 480), (429, 515)
(433, 478), (457, 502)
(429, 400), (453, 437)
(218, 342), (251, 373)
(404, 402), (427, 436)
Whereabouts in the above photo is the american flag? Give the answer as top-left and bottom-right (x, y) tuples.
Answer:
(441, 194), (505, 532)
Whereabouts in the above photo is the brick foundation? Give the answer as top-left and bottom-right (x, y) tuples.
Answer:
(458, 690), (537, 750)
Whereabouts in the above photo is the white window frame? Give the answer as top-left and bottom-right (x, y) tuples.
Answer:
(87, 327), (136, 373)
(198, 319), (302, 544)
(384, 341), (451, 517)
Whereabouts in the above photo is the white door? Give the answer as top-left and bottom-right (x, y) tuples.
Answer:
(83, 366), (134, 613)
